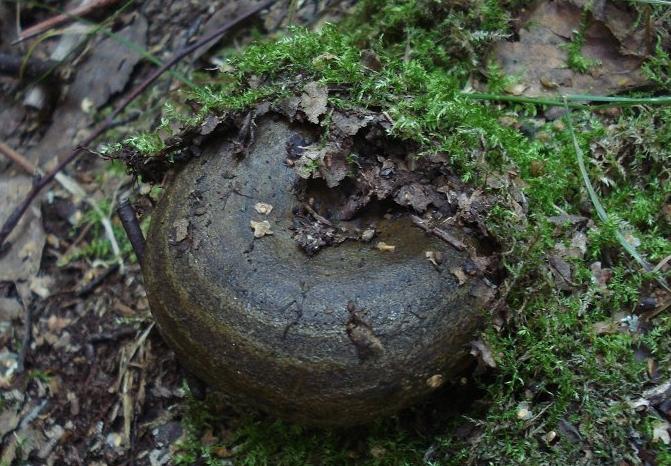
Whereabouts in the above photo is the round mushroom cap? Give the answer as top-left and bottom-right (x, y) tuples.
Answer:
(143, 114), (492, 426)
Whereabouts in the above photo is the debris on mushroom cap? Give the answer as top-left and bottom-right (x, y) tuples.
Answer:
(376, 242), (395, 252)
(451, 267), (468, 286)
(516, 402), (532, 420)
(426, 374), (444, 389)
(250, 220), (273, 238)
(361, 228), (375, 242)
(254, 202), (273, 215)
(173, 218), (189, 242)
(425, 250), (443, 267)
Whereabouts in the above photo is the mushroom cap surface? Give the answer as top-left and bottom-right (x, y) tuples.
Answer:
(144, 115), (490, 426)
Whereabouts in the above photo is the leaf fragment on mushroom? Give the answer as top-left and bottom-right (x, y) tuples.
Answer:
(173, 218), (189, 242)
(250, 220), (273, 238)
(376, 242), (395, 252)
(425, 250), (443, 267)
(254, 202), (273, 215)
(426, 374), (444, 389)
(451, 267), (468, 285)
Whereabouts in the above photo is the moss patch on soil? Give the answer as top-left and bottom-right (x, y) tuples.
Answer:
(118, 0), (671, 463)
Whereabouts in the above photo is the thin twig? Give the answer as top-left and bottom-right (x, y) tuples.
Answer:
(14, 0), (122, 44)
(88, 326), (137, 343)
(76, 263), (119, 296)
(17, 302), (33, 373)
(0, 53), (60, 80)
(410, 215), (466, 251)
(0, 142), (37, 174)
(117, 200), (145, 263)
(0, 0), (276, 251)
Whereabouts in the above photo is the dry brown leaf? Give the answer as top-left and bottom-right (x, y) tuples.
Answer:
(300, 81), (328, 124)
(470, 338), (497, 368)
(332, 110), (374, 136)
(490, 0), (652, 96)
(394, 183), (433, 212)
(592, 320), (617, 335)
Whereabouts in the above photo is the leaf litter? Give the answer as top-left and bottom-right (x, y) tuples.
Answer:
(489, 0), (653, 96)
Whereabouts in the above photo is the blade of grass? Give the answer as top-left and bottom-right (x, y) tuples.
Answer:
(462, 92), (586, 108)
(464, 92), (671, 108)
(627, 0), (671, 5)
(563, 99), (670, 291)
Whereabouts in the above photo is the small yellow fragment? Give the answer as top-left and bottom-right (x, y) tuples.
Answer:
(376, 241), (395, 252)
(254, 202), (273, 215)
(250, 220), (273, 238)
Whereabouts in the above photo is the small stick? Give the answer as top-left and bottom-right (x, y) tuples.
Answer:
(0, 53), (60, 80)
(0, 0), (277, 250)
(0, 142), (37, 175)
(17, 302), (33, 373)
(76, 263), (119, 296)
(117, 200), (145, 263)
(89, 326), (137, 343)
(13, 0), (122, 44)
(410, 215), (466, 251)
(304, 203), (333, 226)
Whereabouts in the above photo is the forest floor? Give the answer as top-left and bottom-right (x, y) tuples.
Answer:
(1, 0), (671, 465)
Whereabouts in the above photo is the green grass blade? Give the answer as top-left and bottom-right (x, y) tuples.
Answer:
(563, 100), (670, 291)
(464, 92), (671, 108)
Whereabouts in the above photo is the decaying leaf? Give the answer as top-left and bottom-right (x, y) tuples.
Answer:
(0, 176), (46, 289)
(490, 0), (652, 96)
(75, 16), (148, 109)
(332, 110), (374, 136)
(394, 183), (433, 212)
(300, 81), (328, 124)
(250, 220), (273, 238)
(470, 338), (497, 368)
(549, 254), (574, 290)
(254, 202), (273, 215)
(653, 420), (670, 444)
